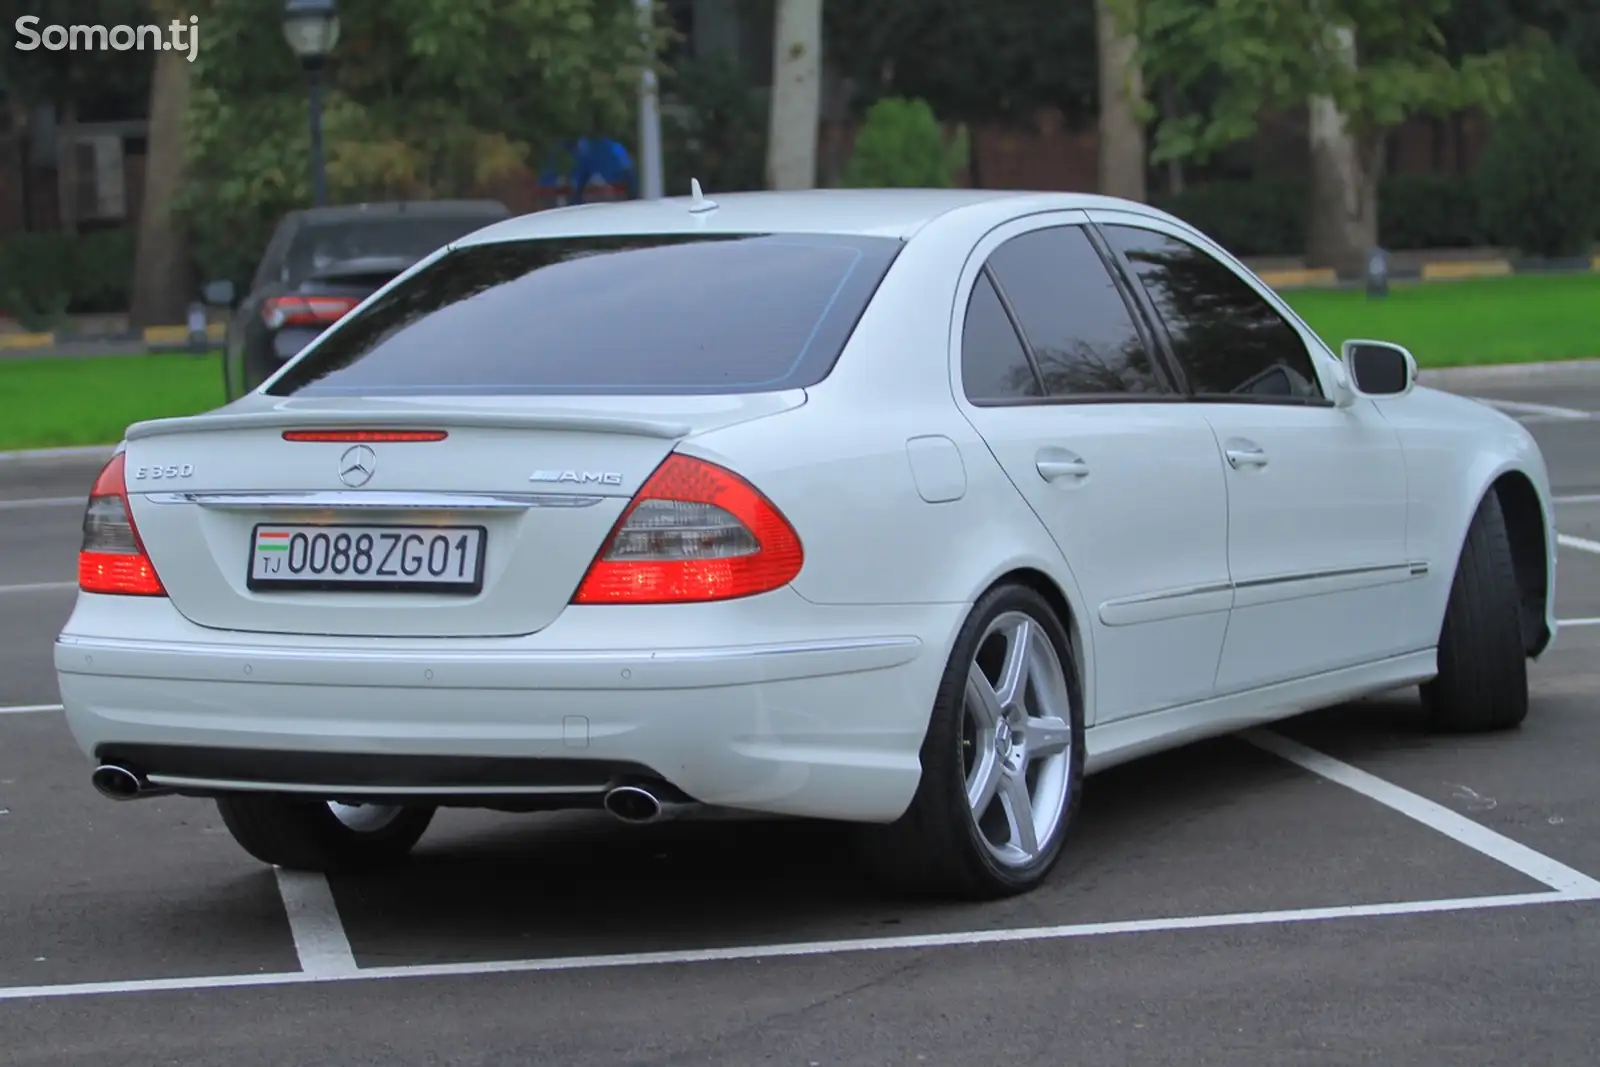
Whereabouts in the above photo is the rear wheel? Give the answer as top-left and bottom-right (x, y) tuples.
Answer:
(216, 795), (436, 873)
(859, 583), (1085, 899)
(1420, 489), (1529, 732)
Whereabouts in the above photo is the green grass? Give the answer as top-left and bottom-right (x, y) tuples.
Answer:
(1282, 272), (1600, 368)
(0, 351), (225, 451)
(1, 271), (1597, 452)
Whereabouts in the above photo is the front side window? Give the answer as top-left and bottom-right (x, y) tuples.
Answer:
(266, 232), (902, 397)
(1103, 225), (1324, 402)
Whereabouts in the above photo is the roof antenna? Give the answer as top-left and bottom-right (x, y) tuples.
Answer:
(688, 178), (718, 214)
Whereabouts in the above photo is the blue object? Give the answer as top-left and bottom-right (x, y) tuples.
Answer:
(567, 137), (638, 202)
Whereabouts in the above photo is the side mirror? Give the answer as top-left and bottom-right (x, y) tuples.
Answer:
(202, 279), (236, 307)
(1341, 339), (1416, 398)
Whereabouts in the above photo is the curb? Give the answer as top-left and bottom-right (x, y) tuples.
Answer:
(0, 322), (226, 353)
(0, 444), (117, 464)
(1255, 253), (1599, 291)
(1418, 358), (1600, 385)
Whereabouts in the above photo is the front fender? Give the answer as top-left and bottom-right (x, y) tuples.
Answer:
(1377, 387), (1558, 657)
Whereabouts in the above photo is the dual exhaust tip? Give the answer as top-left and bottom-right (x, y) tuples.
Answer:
(91, 765), (693, 821)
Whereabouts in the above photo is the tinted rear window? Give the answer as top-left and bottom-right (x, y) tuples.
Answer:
(265, 233), (903, 397)
(284, 214), (508, 285)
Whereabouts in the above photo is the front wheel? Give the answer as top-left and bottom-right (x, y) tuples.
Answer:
(1420, 488), (1530, 733)
(858, 583), (1085, 899)
(216, 795), (436, 874)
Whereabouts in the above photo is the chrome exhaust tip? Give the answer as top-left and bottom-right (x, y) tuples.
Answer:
(603, 784), (664, 824)
(91, 764), (168, 801)
(602, 781), (700, 825)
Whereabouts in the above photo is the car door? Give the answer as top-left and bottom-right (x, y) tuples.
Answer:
(1092, 212), (1413, 693)
(953, 213), (1234, 723)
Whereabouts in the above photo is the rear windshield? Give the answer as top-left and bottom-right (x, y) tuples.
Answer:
(284, 214), (508, 285)
(264, 232), (903, 397)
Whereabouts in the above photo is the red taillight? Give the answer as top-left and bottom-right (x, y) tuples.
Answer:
(572, 454), (804, 605)
(77, 453), (166, 597)
(261, 295), (360, 329)
(281, 430), (448, 443)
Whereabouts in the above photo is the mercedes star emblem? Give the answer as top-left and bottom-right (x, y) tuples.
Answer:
(337, 444), (377, 488)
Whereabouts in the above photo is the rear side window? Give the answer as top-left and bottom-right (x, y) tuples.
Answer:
(265, 233), (903, 397)
(961, 272), (1042, 402)
(985, 225), (1170, 397)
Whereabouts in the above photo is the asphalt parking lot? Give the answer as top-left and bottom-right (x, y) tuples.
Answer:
(2, 368), (1599, 1066)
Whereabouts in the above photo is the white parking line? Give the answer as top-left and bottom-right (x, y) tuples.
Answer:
(0, 732), (1594, 1004)
(1558, 617), (1600, 628)
(1247, 730), (1600, 896)
(1554, 494), (1600, 506)
(0, 496), (83, 512)
(0, 889), (1586, 1003)
(1559, 533), (1600, 556)
(0, 703), (62, 715)
(275, 869), (358, 976)
(1474, 398), (1594, 421)
(0, 581), (76, 595)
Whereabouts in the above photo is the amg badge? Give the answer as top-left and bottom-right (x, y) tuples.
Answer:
(529, 470), (624, 486)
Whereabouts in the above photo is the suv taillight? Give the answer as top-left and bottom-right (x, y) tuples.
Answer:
(571, 454), (803, 604)
(77, 452), (166, 596)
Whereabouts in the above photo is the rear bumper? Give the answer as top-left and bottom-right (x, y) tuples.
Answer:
(54, 591), (965, 822)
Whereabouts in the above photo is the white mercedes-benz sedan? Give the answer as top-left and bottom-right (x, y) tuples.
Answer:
(55, 188), (1559, 899)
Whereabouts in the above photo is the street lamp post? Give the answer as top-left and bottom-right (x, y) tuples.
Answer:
(282, 0), (341, 207)
(634, 0), (664, 200)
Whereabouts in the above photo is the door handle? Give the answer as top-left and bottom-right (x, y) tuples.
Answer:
(1036, 455), (1090, 481)
(1225, 447), (1269, 470)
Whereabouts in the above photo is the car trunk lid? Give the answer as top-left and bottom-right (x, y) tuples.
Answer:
(121, 391), (804, 637)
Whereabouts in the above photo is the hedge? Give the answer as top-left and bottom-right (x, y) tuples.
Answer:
(0, 227), (137, 330)
(1151, 173), (1490, 258)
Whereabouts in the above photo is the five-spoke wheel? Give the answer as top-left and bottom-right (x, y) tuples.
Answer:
(962, 612), (1076, 869)
(861, 582), (1085, 899)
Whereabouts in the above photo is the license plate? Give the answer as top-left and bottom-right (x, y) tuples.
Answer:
(247, 524), (486, 593)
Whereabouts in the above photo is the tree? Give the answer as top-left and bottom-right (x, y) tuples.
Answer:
(0, 0), (151, 233)
(1096, 0), (1146, 200)
(1113, 0), (1531, 272)
(840, 97), (968, 187)
(767, 0), (823, 189)
(130, 0), (195, 327)
(1477, 45), (1600, 256)
(172, 0), (661, 285)
(824, 0), (1099, 185)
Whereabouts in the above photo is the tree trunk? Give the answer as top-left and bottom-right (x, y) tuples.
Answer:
(1095, 0), (1146, 202)
(1306, 27), (1377, 275)
(56, 100), (79, 235)
(766, 0), (822, 191)
(130, 45), (195, 328)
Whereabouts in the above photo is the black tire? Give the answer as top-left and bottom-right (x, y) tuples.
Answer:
(216, 795), (436, 874)
(1420, 489), (1529, 732)
(856, 583), (1086, 900)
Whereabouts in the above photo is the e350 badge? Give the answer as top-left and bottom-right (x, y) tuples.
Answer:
(131, 463), (195, 480)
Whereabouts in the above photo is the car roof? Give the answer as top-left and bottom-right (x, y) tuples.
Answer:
(287, 200), (512, 227)
(456, 188), (1176, 245)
